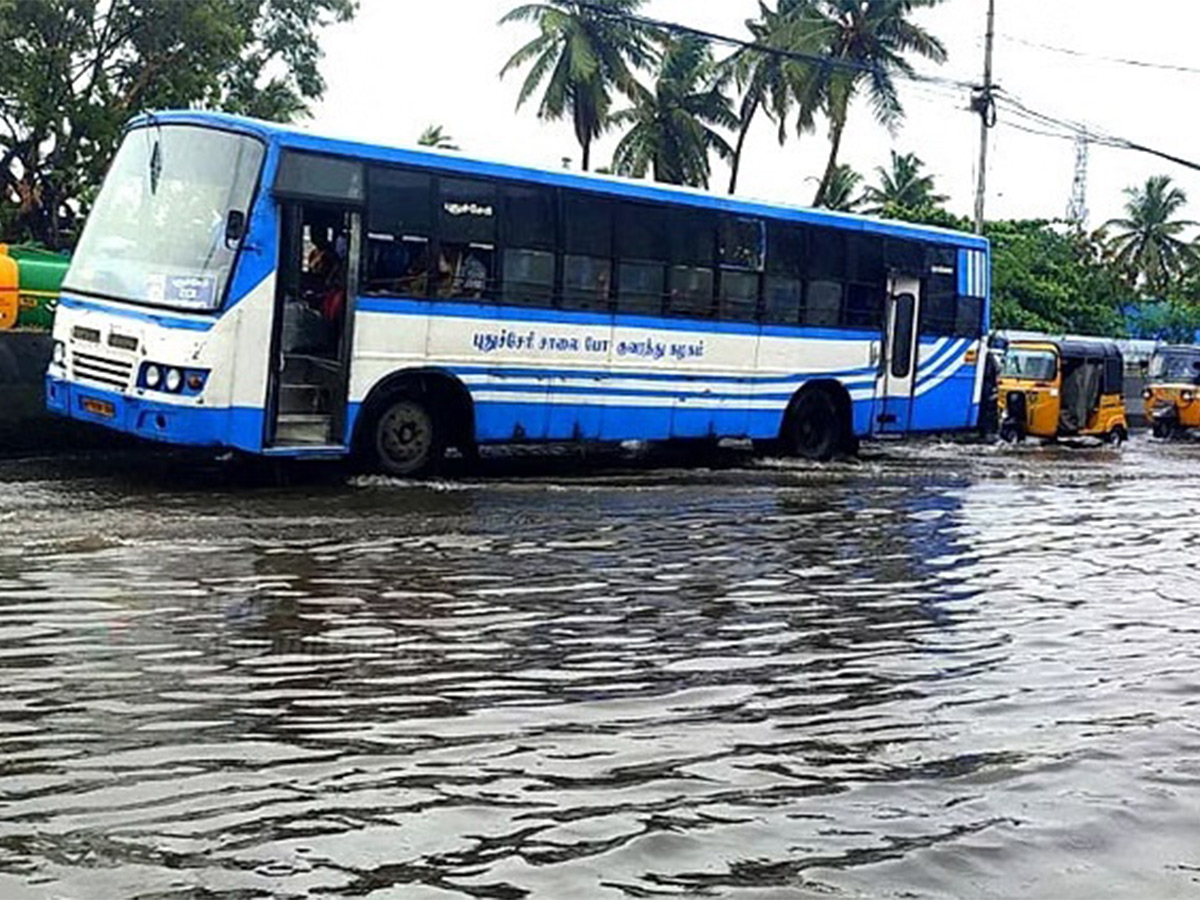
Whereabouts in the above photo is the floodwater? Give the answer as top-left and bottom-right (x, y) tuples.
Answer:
(1, 438), (1199, 899)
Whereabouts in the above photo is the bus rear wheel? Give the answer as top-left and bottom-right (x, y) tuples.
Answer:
(785, 390), (844, 462)
(373, 395), (444, 477)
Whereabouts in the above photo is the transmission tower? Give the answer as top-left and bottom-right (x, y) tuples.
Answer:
(1066, 130), (1090, 225)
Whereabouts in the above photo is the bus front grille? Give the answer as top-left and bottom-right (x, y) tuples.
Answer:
(72, 351), (133, 390)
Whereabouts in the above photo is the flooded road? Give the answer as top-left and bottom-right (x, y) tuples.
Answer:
(1, 439), (1199, 899)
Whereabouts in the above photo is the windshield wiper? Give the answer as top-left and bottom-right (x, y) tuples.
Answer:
(149, 140), (162, 195)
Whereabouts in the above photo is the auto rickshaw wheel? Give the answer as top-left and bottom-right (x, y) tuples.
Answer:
(999, 423), (1024, 444)
(1152, 419), (1175, 440)
(1105, 425), (1128, 447)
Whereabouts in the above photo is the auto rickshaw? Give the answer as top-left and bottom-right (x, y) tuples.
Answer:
(998, 338), (1128, 445)
(1144, 344), (1200, 438)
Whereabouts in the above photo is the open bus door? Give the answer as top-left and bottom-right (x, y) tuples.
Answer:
(874, 274), (921, 435)
(266, 201), (359, 450)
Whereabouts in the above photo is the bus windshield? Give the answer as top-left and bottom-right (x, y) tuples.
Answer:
(64, 124), (264, 311)
(1149, 350), (1200, 384)
(1003, 347), (1057, 381)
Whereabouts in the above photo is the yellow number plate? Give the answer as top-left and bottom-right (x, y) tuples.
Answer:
(81, 397), (115, 418)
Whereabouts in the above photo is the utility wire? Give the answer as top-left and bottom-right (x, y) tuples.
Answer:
(571, 0), (979, 92)
(568, 2), (1200, 175)
(999, 33), (1200, 77)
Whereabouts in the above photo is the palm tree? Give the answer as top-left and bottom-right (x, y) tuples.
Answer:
(800, 0), (948, 208)
(721, 0), (825, 195)
(815, 163), (863, 212)
(417, 125), (459, 151)
(1105, 175), (1199, 296)
(499, 0), (655, 172)
(610, 35), (737, 189)
(859, 150), (946, 215)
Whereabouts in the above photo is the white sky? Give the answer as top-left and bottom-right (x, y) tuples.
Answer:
(309, 0), (1200, 230)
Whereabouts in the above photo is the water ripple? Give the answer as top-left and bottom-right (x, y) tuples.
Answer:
(0, 440), (1199, 897)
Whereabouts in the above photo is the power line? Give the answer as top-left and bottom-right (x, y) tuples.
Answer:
(999, 34), (1200, 77)
(571, 0), (979, 93)
(997, 94), (1200, 173)
(567, 3), (1200, 176)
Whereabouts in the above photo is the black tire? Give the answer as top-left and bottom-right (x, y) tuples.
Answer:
(785, 390), (844, 461)
(1152, 420), (1173, 440)
(999, 423), (1022, 444)
(1106, 425), (1128, 447)
(373, 394), (444, 477)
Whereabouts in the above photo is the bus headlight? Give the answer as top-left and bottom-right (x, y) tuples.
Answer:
(165, 368), (183, 393)
(52, 341), (66, 366)
(144, 364), (162, 389)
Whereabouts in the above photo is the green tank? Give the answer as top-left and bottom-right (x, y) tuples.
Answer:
(9, 245), (69, 331)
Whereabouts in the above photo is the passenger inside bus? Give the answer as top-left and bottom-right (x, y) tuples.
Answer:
(305, 220), (346, 323)
(437, 244), (490, 299)
(285, 211), (348, 357)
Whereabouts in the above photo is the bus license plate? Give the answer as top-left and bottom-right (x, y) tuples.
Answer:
(81, 397), (115, 418)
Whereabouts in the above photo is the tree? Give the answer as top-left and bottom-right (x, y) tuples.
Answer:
(722, 0), (823, 195)
(860, 149), (946, 215)
(814, 163), (862, 212)
(499, 0), (655, 172)
(418, 125), (460, 151)
(0, 0), (355, 249)
(610, 35), (736, 188)
(988, 220), (1125, 336)
(1104, 175), (1199, 297)
(802, 0), (948, 208)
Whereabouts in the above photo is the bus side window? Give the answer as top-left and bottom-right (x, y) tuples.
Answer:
(501, 184), (555, 308)
(804, 228), (845, 327)
(616, 202), (668, 316)
(562, 193), (613, 313)
(718, 216), (764, 321)
(956, 295), (983, 337)
(843, 234), (885, 329)
(667, 208), (715, 319)
(765, 222), (805, 326)
(438, 178), (496, 301)
(921, 268), (957, 335)
(805, 280), (843, 328)
(844, 283), (883, 329)
(764, 276), (802, 325)
(719, 271), (759, 322)
(365, 166), (433, 297)
(669, 266), (714, 319)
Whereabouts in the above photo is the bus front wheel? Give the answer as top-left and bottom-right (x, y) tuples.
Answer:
(786, 390), (844, 461)
(373, 395), (444, 477)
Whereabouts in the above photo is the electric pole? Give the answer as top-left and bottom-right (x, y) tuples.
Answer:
(973, 0), (996, 235)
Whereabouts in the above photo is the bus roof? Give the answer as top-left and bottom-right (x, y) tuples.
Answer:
(134, 110), (989, 252)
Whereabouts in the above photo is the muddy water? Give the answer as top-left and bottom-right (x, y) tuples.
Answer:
(1, 439), (1199, 899)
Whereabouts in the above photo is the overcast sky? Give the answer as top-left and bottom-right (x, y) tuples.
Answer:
(309, 1), (1200, 230)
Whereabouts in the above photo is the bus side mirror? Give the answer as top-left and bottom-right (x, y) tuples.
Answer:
(224, 210), (247, 248)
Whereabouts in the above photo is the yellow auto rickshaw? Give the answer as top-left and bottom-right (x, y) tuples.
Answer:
(1144, 344), (1200, 438)
(998, 339), (1128, 445)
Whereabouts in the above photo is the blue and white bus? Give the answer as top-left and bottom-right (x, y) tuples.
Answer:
(48, 111), (990, 475)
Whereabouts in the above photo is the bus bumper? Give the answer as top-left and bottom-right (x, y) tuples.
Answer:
(45, 376), (250, 448)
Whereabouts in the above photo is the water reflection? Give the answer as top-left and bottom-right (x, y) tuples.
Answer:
(0, 441), (1199, 898)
